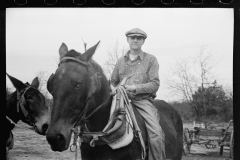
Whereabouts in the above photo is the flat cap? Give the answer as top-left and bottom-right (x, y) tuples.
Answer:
(125, 28), (147, 39)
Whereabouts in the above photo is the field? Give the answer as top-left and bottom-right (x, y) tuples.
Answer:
(7, 122), (233, 160)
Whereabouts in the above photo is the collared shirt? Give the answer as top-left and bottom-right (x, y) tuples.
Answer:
(111, 50), (160, 100)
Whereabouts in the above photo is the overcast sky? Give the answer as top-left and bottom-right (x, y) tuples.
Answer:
(6, 8), (233, 101)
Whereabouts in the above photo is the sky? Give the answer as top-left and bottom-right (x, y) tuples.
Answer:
(6, 8), (233, 101)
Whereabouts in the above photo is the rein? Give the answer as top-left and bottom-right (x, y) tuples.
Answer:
(6, 116), (34, 131)
(70, 84), (146, 159)
(58, 57), (145, 159)
(69, 96), (109, 154)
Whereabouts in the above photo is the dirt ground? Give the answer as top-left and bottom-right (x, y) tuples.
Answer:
(8, 121), (233, 160)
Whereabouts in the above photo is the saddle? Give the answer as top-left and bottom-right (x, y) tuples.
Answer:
(80, 78), (146, 159)
(80, 87), (134, 148)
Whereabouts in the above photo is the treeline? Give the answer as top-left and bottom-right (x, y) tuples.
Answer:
(169, 82), (233, 123)
(7, 80), (232, 123)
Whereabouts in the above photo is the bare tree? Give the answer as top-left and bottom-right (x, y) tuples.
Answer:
(224, 85), (233, 106)
(104, 40), (128, 79)
(165, 46), (218, 118)
(35, 70), (51, 98)
(6, 86), (12, 97)
(192, 47), (218, 117)
(166, 58), (200, 116)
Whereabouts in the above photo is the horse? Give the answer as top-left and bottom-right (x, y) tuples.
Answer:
(46, 42), (183, 160)
(6, 73), (50, 159)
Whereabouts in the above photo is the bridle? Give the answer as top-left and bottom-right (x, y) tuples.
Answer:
(6, 85), (36, 130)
(58, 57), (103, 128)
(58, 57), (107, 153)
(58, 57), (146, 159)
(16, 85), (36, 127)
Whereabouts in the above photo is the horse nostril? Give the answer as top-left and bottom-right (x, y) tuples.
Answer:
(46, 132), (67, 151)
(57, 134), (65, 142)
(42, 123), (49, 134)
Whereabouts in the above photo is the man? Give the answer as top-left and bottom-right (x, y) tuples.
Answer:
(111, 28), (166, 160)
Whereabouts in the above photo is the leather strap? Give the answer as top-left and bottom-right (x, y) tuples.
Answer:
(17, 86), (32, 118)
(118, 85), (146, 159)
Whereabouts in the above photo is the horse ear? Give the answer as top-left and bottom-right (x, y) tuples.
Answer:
(6, 73), (25, 91)
(87, 73), (101, 99)
(31, 77), (40, 89)
(47, 74), (55, 94)
(59, 43), (68, 60)
(82, 41), (100, 62)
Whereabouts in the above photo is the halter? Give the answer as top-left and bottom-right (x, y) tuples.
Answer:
(59, 57), (95, 76)
(16, 85), (36, 127)
(6, 85), (36, 130)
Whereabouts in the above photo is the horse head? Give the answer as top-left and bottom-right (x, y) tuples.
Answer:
(46, 41), (111, 151)
(6, 73), (50, 135)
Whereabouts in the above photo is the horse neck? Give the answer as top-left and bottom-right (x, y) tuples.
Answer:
(85, 84), (112, 132)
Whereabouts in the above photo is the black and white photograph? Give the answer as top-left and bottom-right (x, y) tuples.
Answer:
(6, 7), (235, 160)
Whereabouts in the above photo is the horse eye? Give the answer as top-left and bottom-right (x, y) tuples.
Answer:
(26, 95), (33, 100)
(71, 80), (82, 89)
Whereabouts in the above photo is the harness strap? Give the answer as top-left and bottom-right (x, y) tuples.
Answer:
(16, 86), (36, 127)
(118, 85), (146, 160)
(17, 86), (31, 116)
(20, 101), (29, 118)
(59, 57), (89, 66)
(6, 116), (34, 131)
(59, 57), (95, 76)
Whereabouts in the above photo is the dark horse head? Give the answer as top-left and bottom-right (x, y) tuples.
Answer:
(6, 73), (50, 135)
(46, 42), (112, 151)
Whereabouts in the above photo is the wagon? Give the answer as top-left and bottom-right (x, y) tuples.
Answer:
(183, 120), (234, 158)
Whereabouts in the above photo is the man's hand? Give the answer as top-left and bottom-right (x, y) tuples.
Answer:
(110, 85), (117, 95)
(124, 85), (136, 92)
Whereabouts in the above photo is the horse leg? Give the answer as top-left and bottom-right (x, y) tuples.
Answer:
(173, 128), (183, 160)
